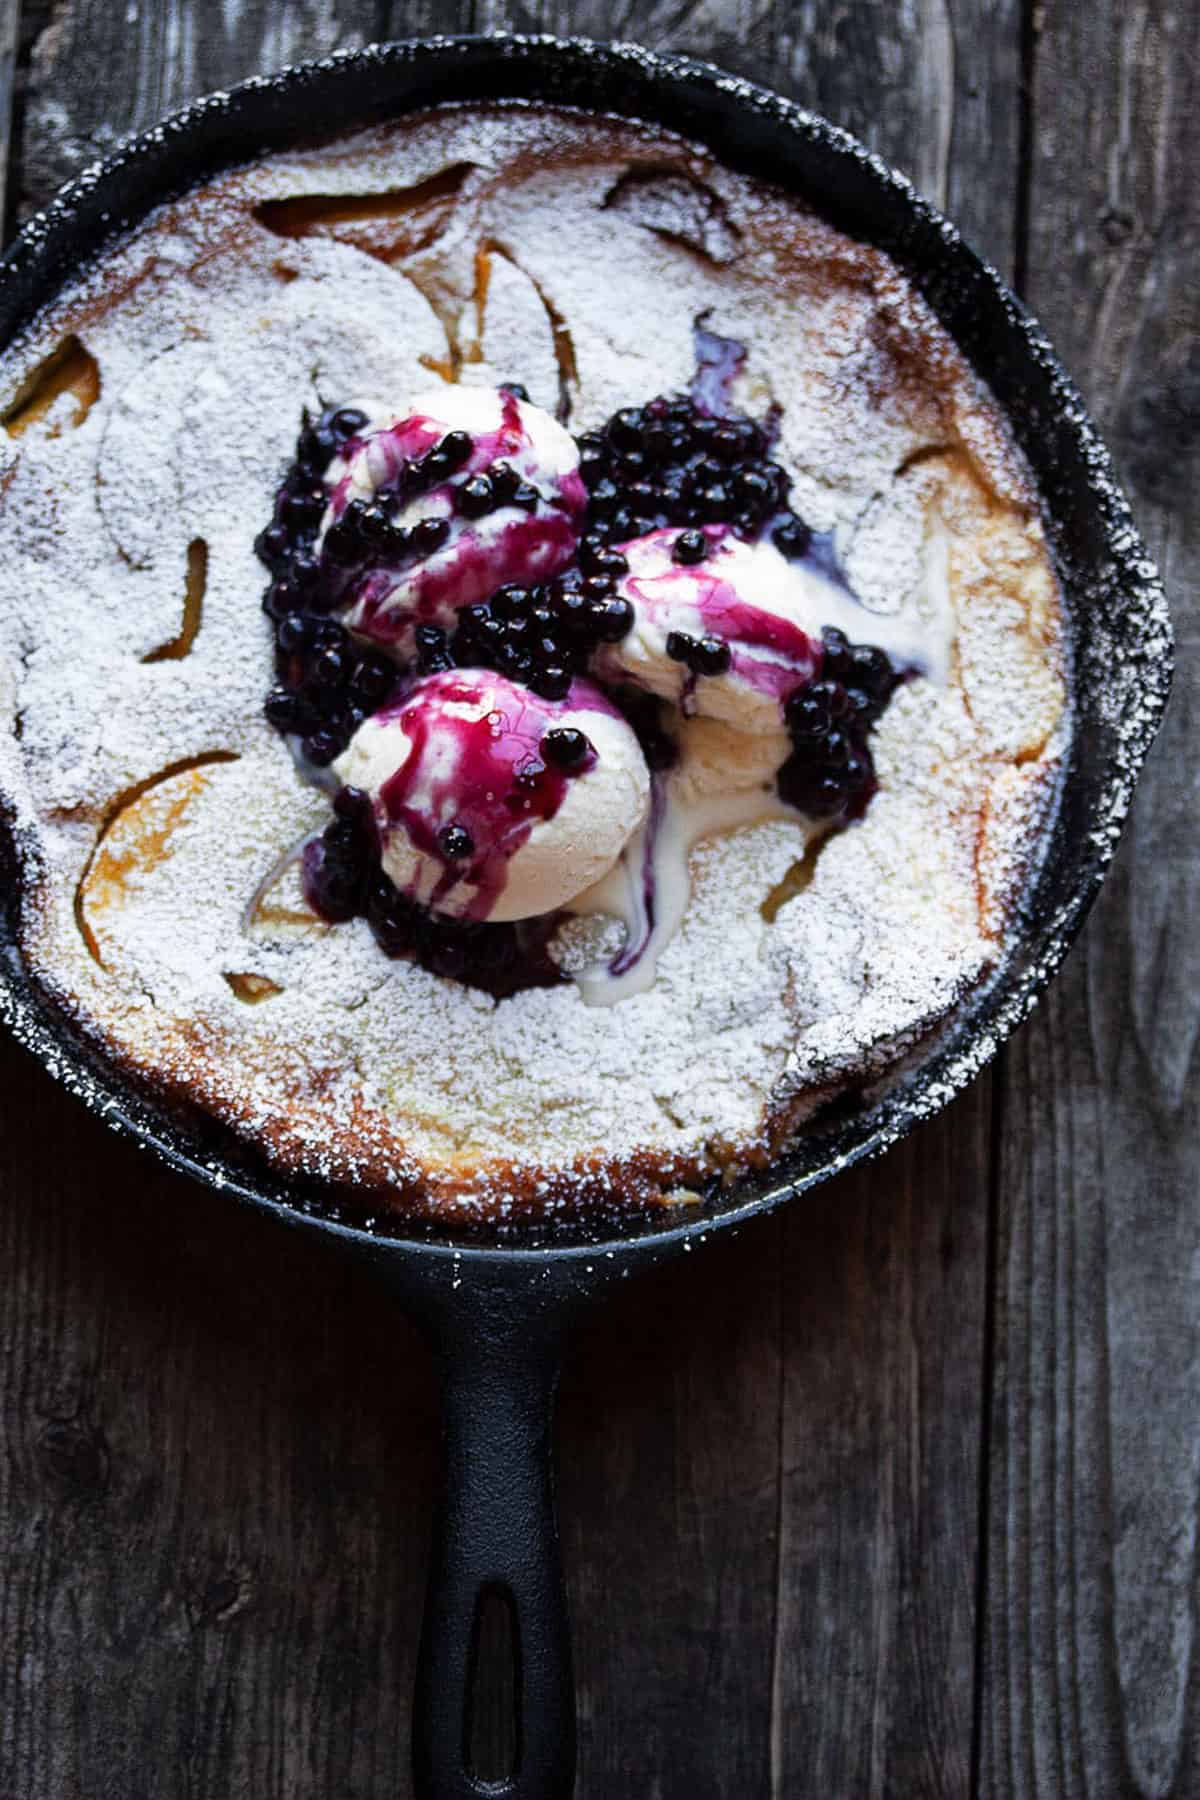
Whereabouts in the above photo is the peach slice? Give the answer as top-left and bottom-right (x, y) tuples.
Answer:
(76, 754), (238, 967)
(3, 336), (100, 438)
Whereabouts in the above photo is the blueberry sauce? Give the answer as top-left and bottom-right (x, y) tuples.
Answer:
(299, 681), (601, 996)
(326, 390), (587, 647)
(576, 392), (790, 545)
(690, 316), (747, 415)
(621, 525), (824, 708)
(370, 672), (586, 920)
(257, 375), (909, 999)
(304, 814), (566, 1000)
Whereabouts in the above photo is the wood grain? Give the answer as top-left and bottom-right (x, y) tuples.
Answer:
(8, 3), (1182, 1799)
(980, 3), (1200, 1796)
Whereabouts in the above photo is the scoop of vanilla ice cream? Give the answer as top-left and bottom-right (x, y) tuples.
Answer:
(598, 526), (829, 732)
(320, 387), (586, 654)
(670, 713), (792, 807)
(334, 669), (650, 923)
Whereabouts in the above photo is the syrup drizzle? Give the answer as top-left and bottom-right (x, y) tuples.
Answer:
(374, 674), (578, 920)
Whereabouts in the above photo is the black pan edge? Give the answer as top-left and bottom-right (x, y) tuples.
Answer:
(0, 35), (1172, 1279)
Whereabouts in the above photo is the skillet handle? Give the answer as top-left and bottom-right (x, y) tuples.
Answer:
(413, 1303), (575, 1800)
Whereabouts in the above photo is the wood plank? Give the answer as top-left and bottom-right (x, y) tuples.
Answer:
(754, 3), (1016, 1790)
(2, 5), (1020, 1798)
(0, 0), (17, 231)
(0, 1034), (441, 1800)
(16, 0), (374, 216)
(980, 2), (1200, 1795)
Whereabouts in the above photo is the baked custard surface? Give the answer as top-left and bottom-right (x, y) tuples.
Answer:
(0, 104), (1069, 1220)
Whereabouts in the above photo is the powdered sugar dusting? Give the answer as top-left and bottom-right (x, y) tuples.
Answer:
(0, 103), (1070, 1219)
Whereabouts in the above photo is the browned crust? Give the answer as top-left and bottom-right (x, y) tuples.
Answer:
(5, 101), (1066, 1224)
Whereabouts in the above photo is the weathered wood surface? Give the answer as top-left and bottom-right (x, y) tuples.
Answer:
(981, 3), (1200, 1797)
(0, 3), (1186, 1798)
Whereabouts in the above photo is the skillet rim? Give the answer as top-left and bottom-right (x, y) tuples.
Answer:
(0, 32), (1173, 1275)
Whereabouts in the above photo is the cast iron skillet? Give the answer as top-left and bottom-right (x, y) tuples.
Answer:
(0, 34), (1172, 1800)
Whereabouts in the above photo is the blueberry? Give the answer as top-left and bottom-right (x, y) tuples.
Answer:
(499, 381), (529, 401)
(311, 645), (350, 688)
(460, 602), (493, 634)
(846, 644), (894, 699)
(263, 576), (300, 619)
(256, 522), (290, 568)
(666, 630), (697, 665)
(842, 686), (877, 727)
(772, 515), (811, 560)
(351, 654), (396, 705)
(627, 481), (660, 519)
(673, 529), (708, 566)
(760, 461), (789, 501)
(511, 482), (540, 512)
(264, 687), (303, 731)
(591, 596), (635, 643)
(495, 642), (533, 680)
(642, 422), (674, 462)
(821, 627), (852, 680)
(577, 536), (609, 574)
(821, 728), (853, 769)
(696, 481), (732, 520)
(593, 547), (630, 579)
(291, 552), (322, 592)
(322, 518), (363, 566)
(541, 727), (590, 771)
(437, 824), (474, 860)
(298, 423), (338, 473)
(711, 424), (745, 462)
(732, 467), (775, 514)
(588, 477), (619, 520)
(608, 406), (645, 451)
(411, 517), (451, 555)
(359, 506), (396, 549)
(693, 635), (731, 676)
(311, 618), (348, 649)
(277, 612), (313, 652)
(785, 687), (832, 737)
(456, 475), (495, 518)
(550, 585), (590, 633)
(303, 729), (344, 766)
(492, 584), (531, 620)
(281, 487), (325, 532)
(334, 785), (373, 825)
(532, 664), (572, 701)
(330, 407), (368, 440)
(489, 460), (522, 502)
(577, 435), (609, 484)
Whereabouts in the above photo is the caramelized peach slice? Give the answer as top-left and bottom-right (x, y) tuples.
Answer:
(76, 754), (238, 966)
(141, 539), (207, 663)
(253, 164), (474, 262)
(4, 336), (100, 438)
(603, 168), (741, 265)
(223, 972), (283, 1003)
(474, 240), (577, 422)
